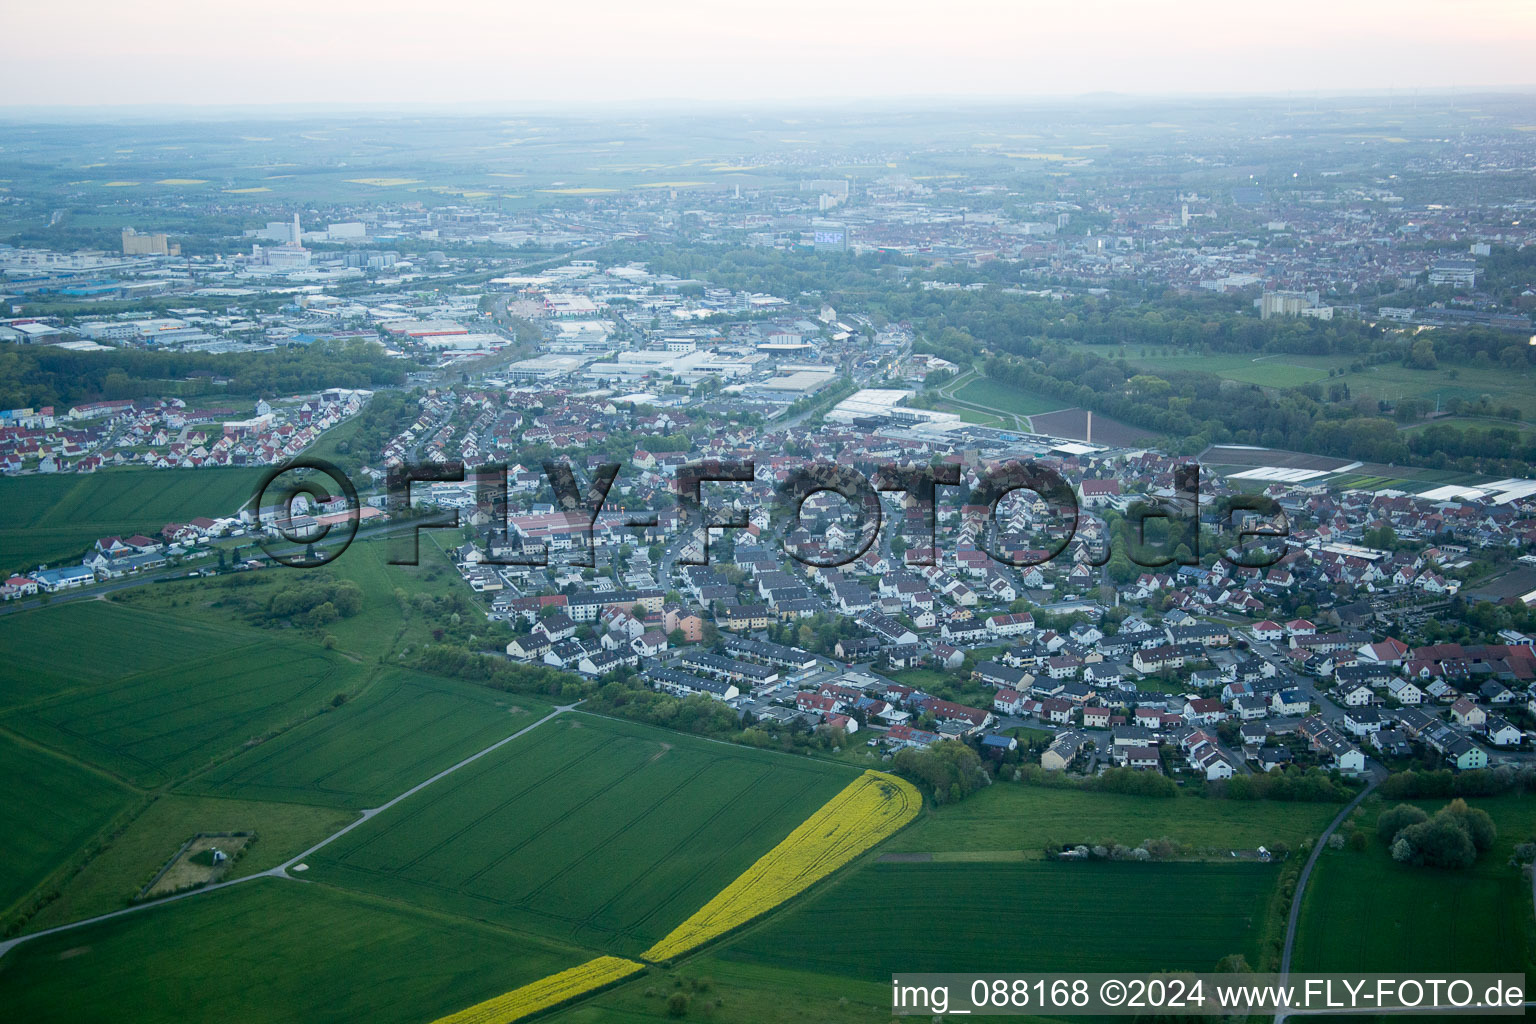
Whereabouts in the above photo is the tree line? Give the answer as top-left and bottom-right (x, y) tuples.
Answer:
(0, 337), (408, 410)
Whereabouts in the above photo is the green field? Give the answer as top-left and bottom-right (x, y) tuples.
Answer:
(1401, 413), (1535, 436)
(25, 792), (354, 932)
(1295, 842), (1528, 975)
(1326, 360), (1536, 408)
(1059, 345), (1536, 408)
(0, 593), (378, 927)
(186, 670), (550, 808)
(1062, 346), (1345, 389)
(113, 536), (484, 658)
(883, 781), (1341, 854)
(1177, 353), (1336, 388)
(1294, 795), (1536, 981)
(325, 536), (487, 651)
(561, 957), (892, 1024)
(952, 376), (1063, 417)
(0, 734), (134, 917)
(307, 714), (855, 956)
(721, 860), (1278, 978)
(0, 880), (587, 1024)
(950, 406), (1007, 427)
(0, 600), (242, 712)
(2, 634), (366, 786)
(0, 467), (266, 572)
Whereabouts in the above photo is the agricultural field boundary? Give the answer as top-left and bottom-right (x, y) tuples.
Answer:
(0, 701), (580, 962)
(641, 770), (921, 962)
(427, 955), (644, 1024)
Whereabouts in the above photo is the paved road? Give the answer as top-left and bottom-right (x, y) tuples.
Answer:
(1274, 770), (1382, 1023)
(0, 701), (581, 962)
(932, 367), (1059, 433)
(0, 566), (193, 614)
(1, 516), (431, 618)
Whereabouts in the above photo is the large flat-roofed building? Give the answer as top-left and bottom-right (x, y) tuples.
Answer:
(1260, 290), (1319, 319)
(542, 293), (600, 317)
(1428, 260), (1479, 287)
(750, 368), (838, 395)
(547, 320), (613, 353)
(382, 320), (468, 338)
(825, 388), (963, 427)
(121, 228), (179, 256)
(584, 349), (758, 383)
(417, 333), (507, 351)
(756, 338), (815, 354)
(812, 221), (849, 252)
(505, 354), (588, 380)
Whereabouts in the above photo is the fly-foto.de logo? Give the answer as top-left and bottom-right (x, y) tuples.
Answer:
(253, 457), (1288, 571)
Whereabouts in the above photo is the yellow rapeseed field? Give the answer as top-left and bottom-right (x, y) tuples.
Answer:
(641, 770), (920, 962)
(428, 956), (643, 1024)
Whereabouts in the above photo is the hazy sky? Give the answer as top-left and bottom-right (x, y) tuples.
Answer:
(6, 0), (1535, 108)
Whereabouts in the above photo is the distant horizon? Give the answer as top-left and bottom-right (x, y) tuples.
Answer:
(1, 85), (1534, 122)
(5, 0), (1534, 109)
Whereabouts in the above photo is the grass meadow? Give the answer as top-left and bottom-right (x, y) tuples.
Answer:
(1293, 794), (1536, 985)
(24, 793), (353, 932)
(559, 957), (893, 1024)
(114, 536), (484, 657)
(882, 780), (1342, 854)
(1068, 343), (1536, 412)
(952, 376), (1064, 417)
(1060, 345), (1346, 388)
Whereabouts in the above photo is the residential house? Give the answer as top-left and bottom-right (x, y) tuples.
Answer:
(1041, 730), (1088, 772)
(1451, 697), (1487, 728)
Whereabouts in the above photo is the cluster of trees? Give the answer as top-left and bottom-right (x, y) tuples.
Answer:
(978, 351), (1315, 454)
(1212, 768), (1354, 802)
(1088, 766), (1178, 798)
(588, 678), (858, 757)
(0, 337), (407, 410)
(1378, 799), (1497, 870)
(1378, 764), (1536, 800)
(907, 285), (1393, 363)
(590, 679), (742, 737)
(1479, 244), (1536, 308)
(406, 644), (585, 699)
(1405, 423), (1536, 466)
(320, 391), (420, 474)
(397, 587), (489, 645)
(1412, 598), (1536, 648)
(761, 611), (865, 659)
(891, 739), (988, 804)
(257, 579), (362, 627)
(975, 347), (1533, 474)
(6, 210), (250, 258)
